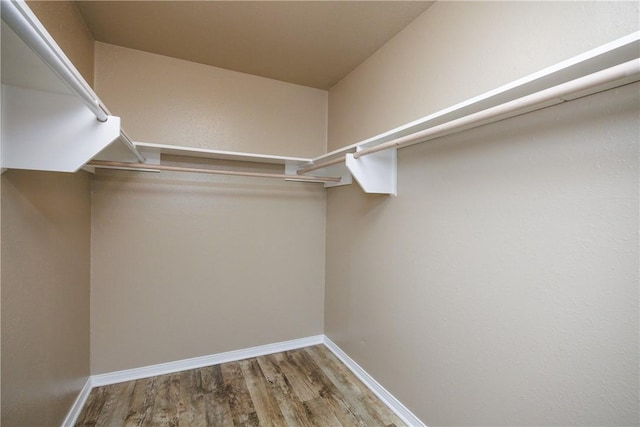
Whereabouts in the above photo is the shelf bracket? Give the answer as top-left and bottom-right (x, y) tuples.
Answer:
(346, 146), (397, 195)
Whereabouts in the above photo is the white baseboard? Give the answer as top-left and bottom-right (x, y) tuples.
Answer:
(62, 334), (424, 427)
(90, 334), (324, 387)
(61, 377), (93, 427)
(322, 336), (426, 427)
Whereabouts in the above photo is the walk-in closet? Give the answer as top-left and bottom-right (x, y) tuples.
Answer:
(1, 1), (639, 426)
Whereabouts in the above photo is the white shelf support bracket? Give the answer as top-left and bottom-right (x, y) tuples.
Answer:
(1, 85), (120, 172)
(346, 146), (397, 196)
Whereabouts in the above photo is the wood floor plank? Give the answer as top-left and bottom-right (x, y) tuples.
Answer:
(146, 374), (180, 427)
(257, 353), (316, 427)
(278, 348), (366, 426)
(290, 347), (386, 427)
(122, 377), (157, 427)
(76, 345), (405, 427)
(75, 386), (108, 427)
(284, 350), (327, 395)
(240, 357), (287, 427)
(186, 364), (234, 425)
(95, 382), (136, 427)
(315, 345), (405, 427)
(204, 365), (234, 427)
(203, 391), (234, 427)
(303, 396), (343, 427)
(304, 345), (403, 427)
(220, 361), (260, 426)
(271, 351), (319, 402)
(282, 349), (355, 425)
(199, 364), (223, 393)
(176, 369), (207, 427)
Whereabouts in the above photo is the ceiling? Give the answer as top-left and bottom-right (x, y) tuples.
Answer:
(75, 1), (434, 90)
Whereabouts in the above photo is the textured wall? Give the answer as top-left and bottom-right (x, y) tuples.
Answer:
(325, 2), (639, 425)
(91, 47), (328, 374)
(26, 1), (94, 86)
(95, 42), (327, 157)
(90, 166), (326, 374)
(1, 171), (91, 427)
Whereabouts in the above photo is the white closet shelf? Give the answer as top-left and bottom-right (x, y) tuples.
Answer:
(91, 142), (349, 186)
(90, 141), (350, 184)
(2, 0), (637, 193)
(298, 31), (640, 195)
(133, 142), (313, 166)
(125, 142), (352, 187)
(0, 0), (144, 173)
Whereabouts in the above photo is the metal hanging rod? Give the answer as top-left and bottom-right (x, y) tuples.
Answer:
(1, 0), (108, 122)
(298, 58), (640, 176)
(88, 160), (341, 183)
(118, 131), (147, 164)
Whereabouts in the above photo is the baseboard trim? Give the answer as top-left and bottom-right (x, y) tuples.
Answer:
(90, 334), (324, 387)
(322, 336), (426, 427)
(61, 377), (93, 427)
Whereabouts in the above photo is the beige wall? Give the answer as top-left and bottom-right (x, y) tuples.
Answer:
(90, 47), (328, 374)
(26, 0), (94, 86)
(1, 3), (94, 426)
(325, 2), (639, 426)
(1, 171), (91, 427)
(90, 166), (326, 374)
(95, 42), (327, 157)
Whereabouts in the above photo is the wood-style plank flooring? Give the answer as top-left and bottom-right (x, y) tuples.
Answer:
(75, 345), (406, 427)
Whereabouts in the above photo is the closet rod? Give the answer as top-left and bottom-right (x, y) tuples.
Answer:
(353, 59), (640, 160)
(297, 156), (345, 175)
(1, 0), (108, 122)
(118, 131), (147, 163)
(88, 160), (342, 183)
(297, 59), (640, 175)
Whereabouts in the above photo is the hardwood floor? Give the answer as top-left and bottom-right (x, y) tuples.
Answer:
(75, 345), (406, 427)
